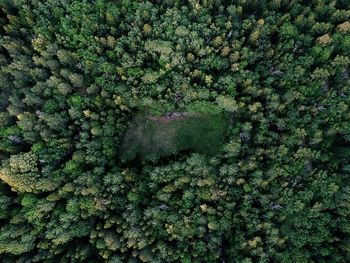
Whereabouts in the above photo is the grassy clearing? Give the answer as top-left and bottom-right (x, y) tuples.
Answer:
(120, 111), (228, 161)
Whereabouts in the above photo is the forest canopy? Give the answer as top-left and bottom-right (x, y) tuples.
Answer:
(0, 0), (350, 262)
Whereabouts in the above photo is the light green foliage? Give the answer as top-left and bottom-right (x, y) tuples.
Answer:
(0, 0), (350, 262)
(0, 152), (59, 193)
(0, 224), (36, 255)
(0, 152), (40, 192)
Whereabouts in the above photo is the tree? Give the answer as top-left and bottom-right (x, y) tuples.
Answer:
(0, 152), (59, 193)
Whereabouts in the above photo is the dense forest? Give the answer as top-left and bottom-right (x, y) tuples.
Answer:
(0, 0), (350, 262)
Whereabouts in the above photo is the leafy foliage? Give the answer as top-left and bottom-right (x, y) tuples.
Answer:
(0, 0), (349, 262)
